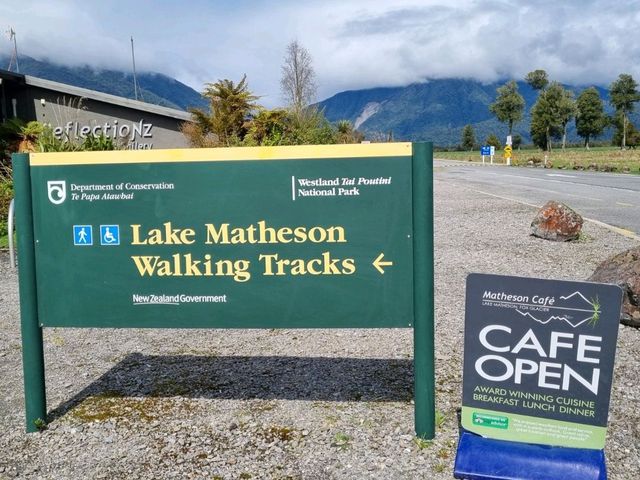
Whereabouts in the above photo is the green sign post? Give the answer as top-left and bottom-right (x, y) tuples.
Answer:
(14, 142), (434, 434)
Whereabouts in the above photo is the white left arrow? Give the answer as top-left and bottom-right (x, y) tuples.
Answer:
(372, 253), (393, 274)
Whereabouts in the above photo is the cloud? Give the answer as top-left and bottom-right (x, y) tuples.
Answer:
(1, 0), (639, 107)
(315, 0), (640, 93)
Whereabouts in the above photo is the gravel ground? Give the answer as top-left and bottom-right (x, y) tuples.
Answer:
(0, 174), (638, 479)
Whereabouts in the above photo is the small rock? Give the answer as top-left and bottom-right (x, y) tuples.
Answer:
(531, 200), (583, 241)
(588, 245), (640, 327)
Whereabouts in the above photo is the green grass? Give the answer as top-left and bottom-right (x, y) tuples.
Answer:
(331, 432), (351, 450)
(413, 436), (433, 449)
(435, 146), (640, 173)
(435, 409), (447, 429)
(33, 418), (47, 431)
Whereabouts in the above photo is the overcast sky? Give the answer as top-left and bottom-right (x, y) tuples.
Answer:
(1, 0), (639, 107)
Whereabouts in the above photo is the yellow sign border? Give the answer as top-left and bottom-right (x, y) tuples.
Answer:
(30, 143), (412, 166)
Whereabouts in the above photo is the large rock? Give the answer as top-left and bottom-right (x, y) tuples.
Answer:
(588, 246), (640, 328)
(531, 200), (583, 241)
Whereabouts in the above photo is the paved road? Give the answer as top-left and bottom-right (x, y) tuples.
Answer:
(434, 159), (640, 238)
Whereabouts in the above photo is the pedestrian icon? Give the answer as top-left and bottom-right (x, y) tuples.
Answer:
(73, 225), (93, 246)
(100, 225), (120, 245)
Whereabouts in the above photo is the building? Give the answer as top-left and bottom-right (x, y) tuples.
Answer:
(0, 68), (192, 149)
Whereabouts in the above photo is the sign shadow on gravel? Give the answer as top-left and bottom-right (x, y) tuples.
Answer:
(47, 353), (414, 422)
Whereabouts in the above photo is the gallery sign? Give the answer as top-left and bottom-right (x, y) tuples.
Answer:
(53, 120), (154, 149)
(462, 273), (623, 449)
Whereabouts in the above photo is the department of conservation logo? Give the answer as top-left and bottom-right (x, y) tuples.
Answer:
(47, 180), (66, 204)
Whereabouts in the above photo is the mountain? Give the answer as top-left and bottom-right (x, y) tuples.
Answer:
(318, 79), (616, 147)
(3, 55), (628, 147)
(1, 55), (207, 111)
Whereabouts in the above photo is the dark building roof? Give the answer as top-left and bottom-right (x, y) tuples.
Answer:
(0, 68), (191, 121)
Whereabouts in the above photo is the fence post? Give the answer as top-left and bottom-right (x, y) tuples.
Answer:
(12, 153), (47, 432)
(412, 142), (435, 438)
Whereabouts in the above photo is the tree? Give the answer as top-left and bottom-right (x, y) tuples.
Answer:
(242, 108), (290, 146)
(609, 73), (640, 148)
(489, 81), (525, 135)
(285, 107), (336, 145)
(336, 120), (364, 144)
(530, 114), (550, 150)
(486, 134), (501, 148)
(181, 109), (216, 147)
(187, 75), (259, 147)
(525, 69), (549, 91)
(512, 134), (522, 150)
(280, 40), (317, 116)
(461, 124), (476, 150)
(557, 88), (576, 150)
(530, 82), (565, 151)
(612, 113), (640, 148)
(575, 87), (606, 149)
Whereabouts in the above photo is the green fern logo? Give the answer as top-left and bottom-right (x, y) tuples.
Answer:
(587, 296), (601, 327)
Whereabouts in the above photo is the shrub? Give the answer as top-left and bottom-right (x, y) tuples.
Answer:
(486, 134), (502, 148)
(0, 164), (13, 238)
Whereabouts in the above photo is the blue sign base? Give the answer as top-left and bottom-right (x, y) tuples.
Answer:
(454, 428), (607, 480)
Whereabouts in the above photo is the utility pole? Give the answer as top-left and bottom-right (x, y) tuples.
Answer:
(7, 27), (19, 73)
(131, 36), (139, 101)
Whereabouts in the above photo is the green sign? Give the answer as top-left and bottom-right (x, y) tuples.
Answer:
(471, 412), (509, 429)
(30, 145), (415, 328)
(14, 143), (435, 434)
(462, 273), (623, 449)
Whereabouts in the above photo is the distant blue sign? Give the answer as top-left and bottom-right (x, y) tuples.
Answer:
(480, 146), (491, 156)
